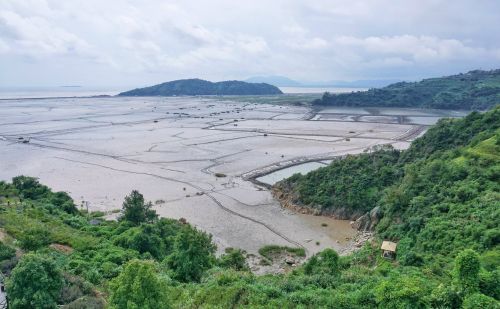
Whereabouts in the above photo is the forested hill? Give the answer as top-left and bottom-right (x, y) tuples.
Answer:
(275, 106), (499, 219)
(118, 78), (283, 96)
(313, 69), (500, 110)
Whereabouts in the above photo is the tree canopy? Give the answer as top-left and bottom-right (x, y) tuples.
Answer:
(120, 190), (158, 225)
(6, 253), (63, 309)
(109, 259), (169, 309)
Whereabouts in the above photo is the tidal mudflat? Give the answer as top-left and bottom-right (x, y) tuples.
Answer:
(0, 96), (460, 256)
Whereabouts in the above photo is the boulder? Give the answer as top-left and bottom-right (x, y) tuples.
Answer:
(369, 206), (382, 230)
(285, 257), (295, 265)
(352, 213), (370, 231)
(352, 206), (382, 231)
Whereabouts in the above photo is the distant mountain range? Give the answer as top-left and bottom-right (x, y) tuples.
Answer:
(245, 75), (399, 88)
(244, 76), (302, 87)
(118, 79), (283, 96)
(312, 69), (500, 110)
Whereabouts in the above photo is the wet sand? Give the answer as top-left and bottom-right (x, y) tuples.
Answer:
(0, 96), (455, 255)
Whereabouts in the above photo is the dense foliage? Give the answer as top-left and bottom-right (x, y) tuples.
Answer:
(312, 69), (500, 110)
(277, 145), (401, 218)
(0, 106), (498, 308)
(109, 259), (170, 309)
(0, 180), (216, 307)
(6, 253), (63, 309)
(119, 78), (283, 96)
(277, 107), (499, 218)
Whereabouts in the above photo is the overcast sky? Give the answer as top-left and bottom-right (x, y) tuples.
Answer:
(1, 0), (500, 88)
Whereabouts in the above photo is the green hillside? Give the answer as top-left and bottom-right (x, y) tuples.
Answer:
(276, 107), (500, 218)
(118, 78), (283, 96)
(1, 107), (499, 308)
(313, 69), (500, 110)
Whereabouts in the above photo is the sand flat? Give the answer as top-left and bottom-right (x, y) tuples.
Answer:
(0, 96), (459, 255)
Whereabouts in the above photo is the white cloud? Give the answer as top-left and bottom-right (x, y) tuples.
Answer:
(331, 35), (500, 67)
(0, 0), (499, 86)
(0, 9), (100, 60)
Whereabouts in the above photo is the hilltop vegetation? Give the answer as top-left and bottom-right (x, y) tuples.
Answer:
(0, 107), (499, 308)
(118, 78), (283, 96)
(313, 69), (500, 110)
(276, 107), (500, 218)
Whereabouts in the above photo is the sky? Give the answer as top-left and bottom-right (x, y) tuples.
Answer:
(1, 0), (500, 88)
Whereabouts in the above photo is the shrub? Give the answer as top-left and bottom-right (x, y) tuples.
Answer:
(19, 226), (52, 251)
(462, 293), (499, 309)
(164, 227), (216, 282)
(0, 241), (15, 261)
(218, 248), (249, 271)
(304, 249), (339, 276)
(479, 269), (500, 300)
(454, 249), (481, 295)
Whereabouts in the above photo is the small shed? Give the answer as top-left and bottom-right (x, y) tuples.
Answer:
(381, 241), (397, 259)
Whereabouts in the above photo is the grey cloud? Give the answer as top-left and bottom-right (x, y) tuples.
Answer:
(0, 0), (499, 87)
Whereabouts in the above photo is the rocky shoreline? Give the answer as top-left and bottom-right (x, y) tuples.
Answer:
(271, 185), (365, 221)
(271, 185), (376, 253)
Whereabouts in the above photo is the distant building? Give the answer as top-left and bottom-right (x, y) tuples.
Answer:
(381, 241), (397, 259)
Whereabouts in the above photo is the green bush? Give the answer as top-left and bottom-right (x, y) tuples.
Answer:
(7, 253), (63, 309)
(0, 241), (15, 261)
(19, 226), (52, 251)
(454, 249), (481, 295)
(109, 259), (169, 309)
(304, 249), (339, 276)
(462, 293), (499, 309)
(164, 227), (216, 282)
(218, 248), (249, 271)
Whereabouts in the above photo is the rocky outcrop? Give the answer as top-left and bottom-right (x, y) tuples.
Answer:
(272, 186), (365, 220)
(350, 206), (382, 231)
(272, 181), (383, 232)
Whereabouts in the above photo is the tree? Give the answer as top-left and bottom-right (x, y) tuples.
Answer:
(120, 190), (157, 225)
(165, 227), (216, 282)
(12, 176), (48, 199)
(129, 224), (165, 259)
(108, 259), (169, 309)
(6, 253), (63, 309)
(454, 249), (481, 295)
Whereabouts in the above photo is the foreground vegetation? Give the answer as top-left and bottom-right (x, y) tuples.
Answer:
(313, 69), (500, 110)
(1, 107), (499, 308)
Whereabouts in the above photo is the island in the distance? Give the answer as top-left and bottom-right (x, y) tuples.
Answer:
(118, 78), (283, 96)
